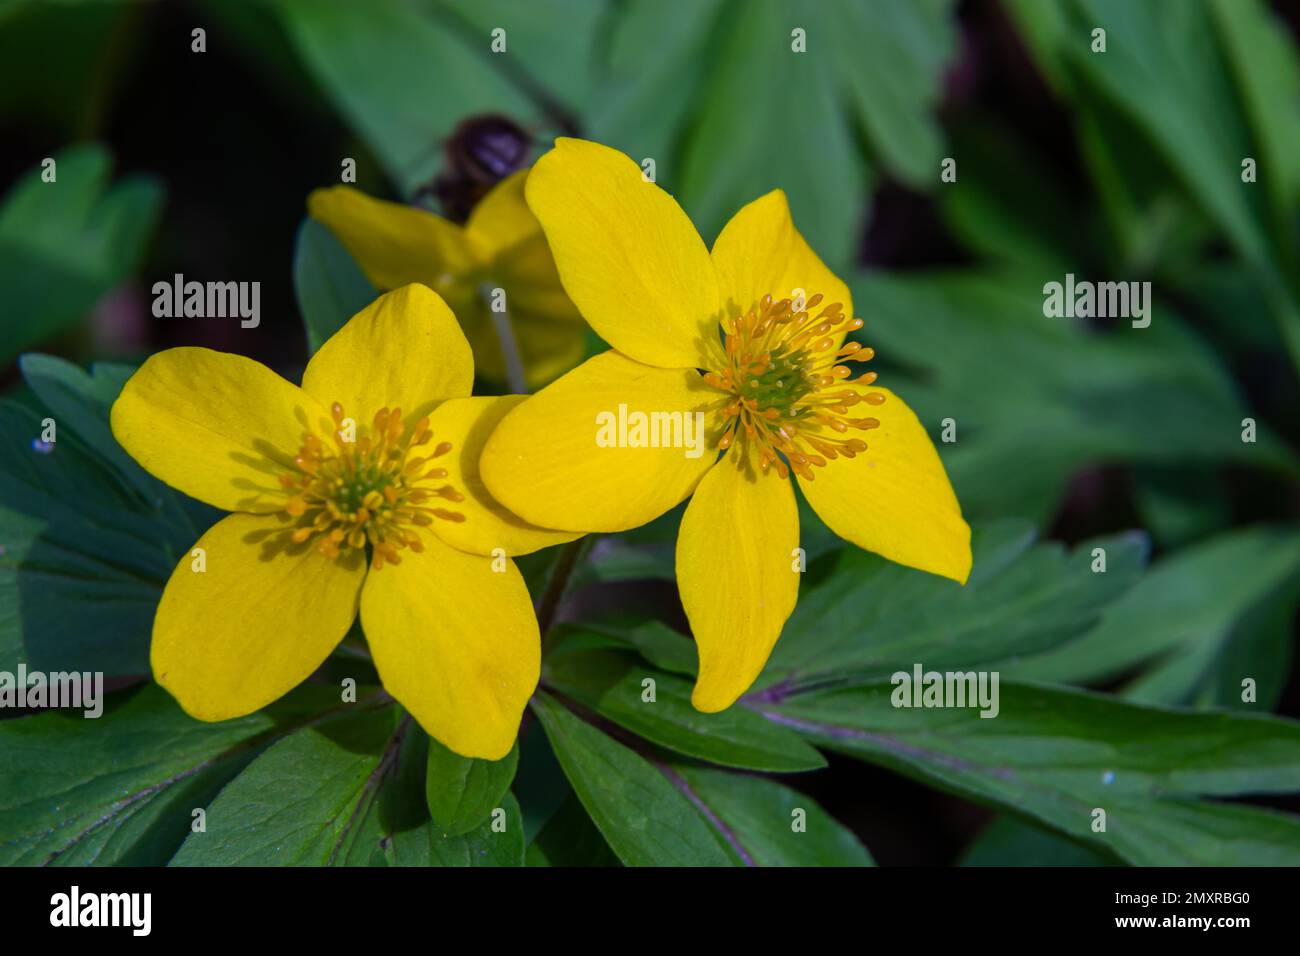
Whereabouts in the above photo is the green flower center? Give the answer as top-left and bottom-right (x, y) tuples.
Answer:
(278, 403), (464, 569)
(703, 291), (884, 480)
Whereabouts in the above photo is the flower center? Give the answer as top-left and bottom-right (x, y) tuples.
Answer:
(278, 402), (464, 569)
(702, 292), (884, 480)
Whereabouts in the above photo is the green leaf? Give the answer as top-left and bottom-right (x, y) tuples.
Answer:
(1005, 0), (1300, 371)
(762, 520), (1147, 691)
(0, 684), (360, 866)
(425, 736), (519, 837)
(959, 815), (1114, 867)
(0, 358), (217, 674)
(293, 217), (377, 354)
(267, 0), (539, 195)
(170, 704), (402, 865)
(384, 792), (524, 867)
(671, 766), (873, 866)
(545, 646), (825, 772)
(428, 0), (605, 121)
(525, 795), (620, 867)
(1010, 527), (1300, 703)
(592, 0), (958, 267)
(530, 692), (732, 866)
(857, 270), (1298, 522)
(0, 145), (163, 364)
(764, 680), (1300, 865)
(580, 620), (699, 677)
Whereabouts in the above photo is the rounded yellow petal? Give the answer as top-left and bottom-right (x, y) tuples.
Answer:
(359, 533), (538, 760)
(302, 284), (474, 424)
(711, 189), (854, 347)
(152, 513), (365, 720)
(111, 347), (329, 513)
(465, 169), (540, 259)
(525, 137), (719, 369)
(481, 351), (718, 532)
(426, 395), (582, 556)
(307, 185), (483, 296)
(798, 386), (971, 583)
(459, 229), (588, 387)
(677, 451), (800, 713)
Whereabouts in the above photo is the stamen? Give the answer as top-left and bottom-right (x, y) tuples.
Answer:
(275, 402), (464, 569)
(704, 292), (882, 480)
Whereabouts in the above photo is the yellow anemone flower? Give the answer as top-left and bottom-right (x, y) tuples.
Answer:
(111, 284), (574, 759)
(480, 139), (972, 713)
(308, 170), (585, 387)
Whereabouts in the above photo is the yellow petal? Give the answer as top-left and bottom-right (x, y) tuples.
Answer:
(464, 169), (587, 385)
(465, 170), (540, 260)
(711, 189), (854, 347)
(481, 350), (717, 532)
(302, 284), (473, 424)
(459, 229), (589, 387)
(425, 396), (582, 556)
(677, 450), (800, 712)
(307, 185), (483, 297)
(359, 533), (538, 759)
(463, 300), (588, 388)
(111, 347), (328, 513)
(798, 386), (971, 583)
(525, 137), (719, 369)
(152, 513), (365, 720)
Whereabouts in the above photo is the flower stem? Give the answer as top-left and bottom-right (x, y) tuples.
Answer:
(482, 284), (528, 394)
(537, 536), (589, 654)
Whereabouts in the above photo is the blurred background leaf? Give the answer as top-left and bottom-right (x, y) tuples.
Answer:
(0, 145), (162, 365)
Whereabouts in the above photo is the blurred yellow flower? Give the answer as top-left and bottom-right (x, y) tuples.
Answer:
(481, 139), (971, 713)
(111, 284), (573, 759)
(309, 171), (585, 388)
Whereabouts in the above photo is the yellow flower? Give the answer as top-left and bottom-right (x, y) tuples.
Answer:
(480, 139), (972, 713)
(308, 171), (586, 387)
(111, 284), (574, 759)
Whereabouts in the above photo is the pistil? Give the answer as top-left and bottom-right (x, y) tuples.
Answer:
(703, 292), (882, 480)
(277, 402), (464, 568)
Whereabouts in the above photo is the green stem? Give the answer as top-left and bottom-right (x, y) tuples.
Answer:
(537, 536), (589, 655)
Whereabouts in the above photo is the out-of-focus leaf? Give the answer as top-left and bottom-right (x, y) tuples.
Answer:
(425, 736), (519, 837)
(1005, 0), (1300, 371)
(0, 146), (163, 364)
(525, 795), (620, 867)
(671, 765), (873, 866)
(0, 684), (361, 866)
(763, 681), (1300, 865)
(1011, 527), (1300, 706)
(266, 0), (540, 195)
(592, 0), (957, 266)
(1131, 466), (1232, 550)
(857, 270), (1298, 522)
(292, 217), (377, 353)
(544, 647), (825, 772)
(531, 692), (732, 866)
(760, 521), (1147, 692)
(580, 620), (698, 677)
(959, 815), (1114, 867)
(939, 117), (1093, 273)
(428, 0), (606, 121)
